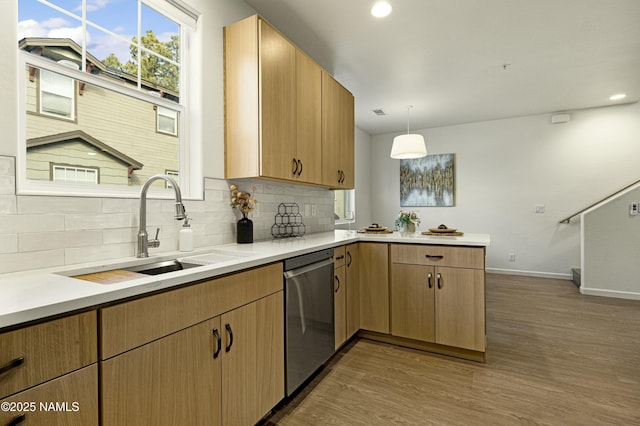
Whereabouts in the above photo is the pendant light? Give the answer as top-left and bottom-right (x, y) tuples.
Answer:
(390, 105), (427, 159)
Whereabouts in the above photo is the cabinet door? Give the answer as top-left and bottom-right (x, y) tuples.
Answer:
(345, 243), (360, 338)
(259, 19), (296, 181)
(295, 50), (322, 184)
(0, 364), (98, 426)
(435, 268), (486, 351)
(101, 319), (221, 426)
(223, 292), (284, 425)
(359, 243), (389, 333)
(322, 71), (354, 188)
(334, 265), (347, 349)
(391, 264), (435, 342)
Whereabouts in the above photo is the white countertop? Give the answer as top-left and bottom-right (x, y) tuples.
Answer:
(0, 230), (489, 330)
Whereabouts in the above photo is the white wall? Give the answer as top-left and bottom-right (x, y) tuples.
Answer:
(371, 102), (640, 278)
(582, 185), (640, 299)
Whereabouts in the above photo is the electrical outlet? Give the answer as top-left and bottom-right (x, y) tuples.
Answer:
(535, 204), (545, 214)
(508, 253), (516, 262)
(630, 203), (639, 216)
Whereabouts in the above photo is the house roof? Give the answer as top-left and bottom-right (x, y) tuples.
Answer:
(27, 130), (144, 171)
(19, 37), (179, 101)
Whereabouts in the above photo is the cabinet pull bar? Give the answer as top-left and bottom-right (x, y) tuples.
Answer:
(213, 328), (221, 359)
(297, 160), (303, 176)
(437, 273), (442, 289)
(225, 323), (233, 352)
(425, 255), (444, 260)
(292, 159), (298, 175)
(347, 251), (352, 267)
(7, 414), (26, 426)
(427, 272), (432, 288)
(0, 357), (24, 376)
(334, 275), (341, 293)
(335, 255), (345, 260)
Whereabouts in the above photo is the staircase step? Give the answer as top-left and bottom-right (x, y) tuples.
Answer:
(571, 268), (581, 288)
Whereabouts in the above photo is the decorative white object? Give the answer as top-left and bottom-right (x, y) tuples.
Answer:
(179, 217), (194, 252)
(390, 106), (427, 159)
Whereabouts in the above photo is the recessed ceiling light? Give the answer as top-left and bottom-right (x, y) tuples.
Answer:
(371, 1), (392, 18)
(609, 93), (626, 101)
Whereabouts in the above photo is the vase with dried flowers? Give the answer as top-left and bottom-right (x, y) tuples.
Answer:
(229, 184), (257, 243)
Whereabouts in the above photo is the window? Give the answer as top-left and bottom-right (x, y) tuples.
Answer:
(52, 165), (99, 184)
(17, 0), (202, 199)
(157, 106), (178, 135)
(334, 189), (355, 224)
(40, 68), (75, 119)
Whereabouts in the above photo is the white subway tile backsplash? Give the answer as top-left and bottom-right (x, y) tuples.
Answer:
(0, 214), (65, 235)
(0, 250), (65, 274)
(0, 235), (17, 254)
(0, 196), (17, 214)
(65, 243), (133, 265)
(65, 213), (135, 231)
(19, 230), (102, 252)
(17, 196), (102, 214)
(0, 173), (335, 273)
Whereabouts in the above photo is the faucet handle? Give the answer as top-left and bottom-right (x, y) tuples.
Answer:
(148, 228), (161, 248)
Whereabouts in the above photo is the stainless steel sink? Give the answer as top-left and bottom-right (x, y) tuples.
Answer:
(123, 259), (201, 275)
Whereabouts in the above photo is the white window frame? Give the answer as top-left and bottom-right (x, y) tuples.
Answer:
(157, 106), (179, 136)
(52, 164), (99, 184)
(334, 189), (355, 225)
(16, 0), (203, 200)
(39, 68), (76, 120)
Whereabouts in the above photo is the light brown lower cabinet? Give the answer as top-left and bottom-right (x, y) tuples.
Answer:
(333, 264), (346, 349)
(345, 243), (360, 339)
(359, 243), (389, 333)
(390, 244), (486, 352)
(100, 291), (284, 426)
(0, 364), (98, 426)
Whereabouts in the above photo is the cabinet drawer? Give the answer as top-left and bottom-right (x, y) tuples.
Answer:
(333, 245), (346, 268)
(0, 312), (97, 399)
(100, 262), (283, 359)
(0, 364), (98, 426)
(391, 244), (485, 269)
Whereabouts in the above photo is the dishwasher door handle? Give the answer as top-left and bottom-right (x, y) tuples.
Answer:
(283, 258), (334, 279)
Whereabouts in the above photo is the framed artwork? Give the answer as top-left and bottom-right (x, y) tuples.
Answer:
(400, 153), (455, 207)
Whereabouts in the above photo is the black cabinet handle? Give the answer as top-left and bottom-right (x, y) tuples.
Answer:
(427, 272), (432, 288)
(347, 251), (352, 267)
(437, 273), (442, 289)
(0, 357), (24, 376)
(292, 158), (298, 175)
(334, 275), (341, 293)
(7, 414), (26, 426)
(212, 328), (221, 359)
(335, 255), (345, 260)
(297, 160), (303, 176)
(225, 323), (233, 353)
(425, 255), (444, 260)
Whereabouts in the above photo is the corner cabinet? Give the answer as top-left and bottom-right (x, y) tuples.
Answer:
(390, 244), (486, 353)
(224, 15), (353, 189)
(322, 71), (355, 189)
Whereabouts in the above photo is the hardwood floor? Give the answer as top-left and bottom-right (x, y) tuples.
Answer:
(264, 274), (640, 425)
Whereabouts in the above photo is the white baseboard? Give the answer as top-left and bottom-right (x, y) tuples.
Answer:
(486, 268), (572, 280)
(580, 287), (640, 301)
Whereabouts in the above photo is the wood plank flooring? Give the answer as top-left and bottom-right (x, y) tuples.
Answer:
(263, 274), (640, 426)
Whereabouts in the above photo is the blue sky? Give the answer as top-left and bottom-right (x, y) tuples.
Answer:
(18, 0), (179, 62)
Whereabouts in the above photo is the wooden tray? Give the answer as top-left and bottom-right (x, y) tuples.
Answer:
(422, 231), (464, 236)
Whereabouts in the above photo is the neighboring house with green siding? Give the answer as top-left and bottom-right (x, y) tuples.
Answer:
(21, 37), (180, 187)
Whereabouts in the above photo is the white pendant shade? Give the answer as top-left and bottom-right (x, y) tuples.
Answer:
(390, 133), (427, 159)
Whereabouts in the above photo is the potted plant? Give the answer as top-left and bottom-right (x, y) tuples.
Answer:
(395, 210), (420, 233)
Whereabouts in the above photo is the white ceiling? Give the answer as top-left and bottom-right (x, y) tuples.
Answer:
(242, 0), (640, 135)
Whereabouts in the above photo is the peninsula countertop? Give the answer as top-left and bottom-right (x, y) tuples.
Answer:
(0, 230), (490, 329)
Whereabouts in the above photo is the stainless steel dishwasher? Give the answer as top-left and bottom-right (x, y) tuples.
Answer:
(283, 248), (335, 396)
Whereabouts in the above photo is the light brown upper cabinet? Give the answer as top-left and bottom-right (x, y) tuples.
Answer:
(322, 71), (355, 189)
(224, 15), (352, 188)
